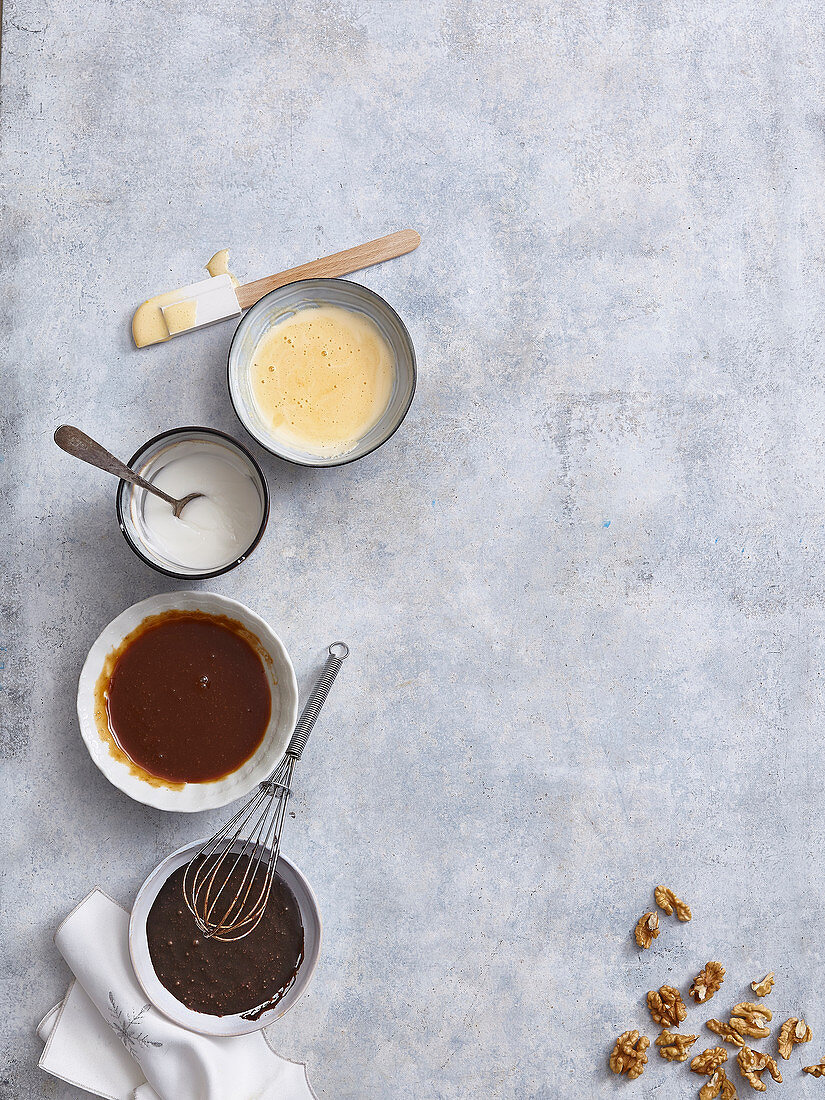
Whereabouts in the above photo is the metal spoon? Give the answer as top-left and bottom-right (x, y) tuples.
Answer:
(54, 425), (204, 518)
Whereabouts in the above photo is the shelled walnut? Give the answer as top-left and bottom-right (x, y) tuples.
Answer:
(729, 1003), (772, 1041)
(690, 962), (725, 1004)
(737, 1046), (781, 1091)
(654, 884), (692, 921)
(607, 887), (814, 1091)
(699, 1067), (737, 1100)
(706, 1018), (745, 1047)
(635, 911), (659, 949)
(751, 973), (774, 998)
(691, 1047), (728, 1075)
(647, 985), (687, 1027)
(777, 1017), (811, 1059)
(609, 1030), (649, 1079)
(655, 1029), (697, 1062)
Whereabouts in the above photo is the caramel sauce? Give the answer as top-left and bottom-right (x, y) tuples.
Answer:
(93, 610), (273, 785)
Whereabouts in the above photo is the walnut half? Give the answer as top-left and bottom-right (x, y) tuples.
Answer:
(751, 972), (774, 998)
(737, 1046), (782, 1092)
(699, 1068), (737, 1100)
(654, 884), (692, 921)
(777, 1017), (811, 1059)
(803, 1059), (825, 1077)
(655, 1029), (697, 1062)
(729, 1002), (772, 1041)
(647, 985), (686, 1028)
(706, 1018), (745, 1047)
(690, 961), (725, 1004)
(691, 1047), (729, 1075)
(609, 1030), (649, 1079)
(635, 910), (659, 949)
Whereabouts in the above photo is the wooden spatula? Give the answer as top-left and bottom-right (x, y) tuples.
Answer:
(132, 229), (421, 348)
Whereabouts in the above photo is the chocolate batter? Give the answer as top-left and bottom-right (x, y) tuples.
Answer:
(104, 611), (271, 783)
(146, 863), (304, 1017)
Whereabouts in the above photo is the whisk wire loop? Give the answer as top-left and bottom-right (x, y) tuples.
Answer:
(182, 642), (348, 941)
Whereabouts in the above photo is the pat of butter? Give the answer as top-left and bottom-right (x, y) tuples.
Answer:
(132, 274), (241, 348)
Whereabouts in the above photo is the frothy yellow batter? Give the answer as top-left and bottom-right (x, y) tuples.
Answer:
(205, 248), (239, 286)
(250, 305), (395, 458)
(162, 299), (197, 335)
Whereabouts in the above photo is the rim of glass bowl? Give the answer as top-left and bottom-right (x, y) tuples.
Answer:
(226, 278), (417, 468)
(115, 425), (271, 580)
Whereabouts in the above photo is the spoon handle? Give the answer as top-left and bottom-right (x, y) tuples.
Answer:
(53, 425), (179, 508)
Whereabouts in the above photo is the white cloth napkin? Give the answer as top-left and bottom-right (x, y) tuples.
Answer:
(38, 889), (315, 1100)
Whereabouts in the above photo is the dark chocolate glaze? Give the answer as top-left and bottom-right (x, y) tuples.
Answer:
(146, 863), (304, 1017)
(105, 612), (271, 783)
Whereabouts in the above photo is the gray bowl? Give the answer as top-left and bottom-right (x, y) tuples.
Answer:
(227, 278), (416, 467)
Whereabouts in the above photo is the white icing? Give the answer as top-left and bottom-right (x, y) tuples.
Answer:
(142, 450), (263, 571)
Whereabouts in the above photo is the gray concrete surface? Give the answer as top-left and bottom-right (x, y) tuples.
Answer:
(3, 1), (825, 1096)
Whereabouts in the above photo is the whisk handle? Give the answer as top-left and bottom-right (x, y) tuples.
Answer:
(286, 642), (349, 761)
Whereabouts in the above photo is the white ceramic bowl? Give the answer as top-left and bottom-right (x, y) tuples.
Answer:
(77, 592), (299, 812)
(129, 839), (322, 1036)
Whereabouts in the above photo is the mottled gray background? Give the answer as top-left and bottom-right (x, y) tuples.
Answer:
(3, 1), (825, 1097)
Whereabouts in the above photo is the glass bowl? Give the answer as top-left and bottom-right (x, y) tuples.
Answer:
(227, 278), (416, 467)
(116, 426), (269, 579)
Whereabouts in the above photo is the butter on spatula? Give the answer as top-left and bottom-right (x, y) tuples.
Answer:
(130, 229), (421, 348)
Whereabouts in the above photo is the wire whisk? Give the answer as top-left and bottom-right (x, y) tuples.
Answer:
(183, 641), (349, 941)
